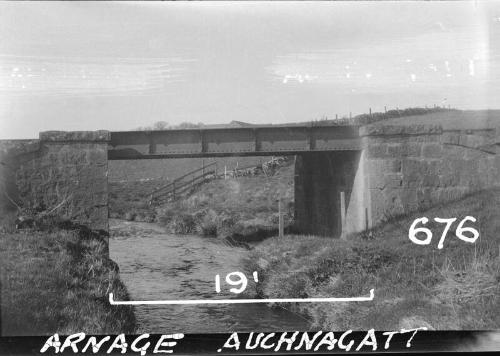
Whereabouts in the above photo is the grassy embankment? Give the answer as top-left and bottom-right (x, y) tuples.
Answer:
(0, 214), (136, 335)
(108, 156), (274, 224)
(109, 157), (295, 241)
(155, 158), (295, 241)
(109, 178), (165, 222)
(242, 188), (500, 330)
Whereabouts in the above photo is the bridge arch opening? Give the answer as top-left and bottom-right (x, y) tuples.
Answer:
(108, 151), (365, 239)
(294, 151), (363, 237)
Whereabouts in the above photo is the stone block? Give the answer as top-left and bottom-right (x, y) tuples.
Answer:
(369, 188), (386, 223)
(464, 148), (487, 160)
(369, 172), (391, 190)
(367, 144), (389, 158)
(400, 188), (418, 212)
(384, 173), (404, 188)
(416, 187), (434, 209)
(366, 159), (402, 175)
(439, 173), (460, 188)
(0, 140), (40, 158)
(422, 174), (440, 187)
(427, 160), (444, 175)
(422, 143), (443, 158)
(441, 131), (460, 145)
(387, 143), (421, 157)
(60, 150), (89, 165)
(461, 134), (490, 148)
(402, 159), (428, 177)
(381, 189), (404, 214)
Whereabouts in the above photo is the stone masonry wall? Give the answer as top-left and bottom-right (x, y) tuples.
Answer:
(0, 139), (40, 211)
(0, 131), (110, 232)
(361, 125), (500, 227)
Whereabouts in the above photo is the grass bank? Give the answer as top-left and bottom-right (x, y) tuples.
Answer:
(108, 157), (293, 239)
(0, 215), (136, 336)
(109, 178), (165, 222)
(242, 188), (500, 330)
(155, 158), (295, 241)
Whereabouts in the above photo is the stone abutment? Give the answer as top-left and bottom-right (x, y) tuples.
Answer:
(0, 131), (110, 232)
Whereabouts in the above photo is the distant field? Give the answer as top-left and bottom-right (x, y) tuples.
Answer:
(108, 156), (275, 182)
(377, 110), (500, 130)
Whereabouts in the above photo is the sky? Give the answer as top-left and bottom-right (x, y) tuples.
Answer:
(1, 1), (500, 139)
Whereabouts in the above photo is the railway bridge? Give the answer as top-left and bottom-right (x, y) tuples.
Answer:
(2, 122), (498, 238)
(108, 124), (364, 237)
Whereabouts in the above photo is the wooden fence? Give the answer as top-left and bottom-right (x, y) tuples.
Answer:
(148, 161), (218, 206)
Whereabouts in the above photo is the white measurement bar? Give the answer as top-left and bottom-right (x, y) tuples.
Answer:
(109, 289), (375, 305)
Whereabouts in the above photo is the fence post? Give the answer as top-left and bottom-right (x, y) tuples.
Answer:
(340, 191), (346, 240)
(173, 181), (176, 200)
(384, 106), (387, 113)
(202, 159), (205, 176)
(224, 165), (227, 180)
(278, 198), (284, 238)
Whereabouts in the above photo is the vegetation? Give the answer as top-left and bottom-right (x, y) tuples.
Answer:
(155, 157), (295, 241)
(349, 106), (458, 126)
(242, 188), (500, 330)
(108, 178), (165, 222)
(109, 156), (294, 243)
(0, 214), (136, 335)
(373, 109), (500, 130)
(108, 157), (274, 219)
(134, 107), (458, 131)
(135, 120), (205, 131)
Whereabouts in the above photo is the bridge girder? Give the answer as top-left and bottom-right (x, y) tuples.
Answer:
(108, 125), (361, 159)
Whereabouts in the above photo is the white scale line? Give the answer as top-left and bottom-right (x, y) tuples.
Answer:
(109, 289), (375, 305)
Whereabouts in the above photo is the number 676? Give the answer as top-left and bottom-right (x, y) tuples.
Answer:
(409, 216), (479, 249)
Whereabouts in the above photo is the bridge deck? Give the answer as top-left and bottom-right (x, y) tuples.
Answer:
(108, 124), (361, 159)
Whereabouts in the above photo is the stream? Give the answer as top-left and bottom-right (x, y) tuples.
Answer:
(109, 219), (310, 333)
